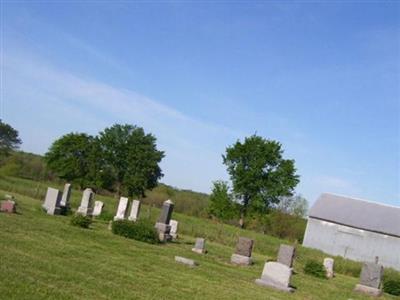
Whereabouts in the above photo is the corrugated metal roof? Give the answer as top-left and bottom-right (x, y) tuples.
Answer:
(309, 193), (400, 238)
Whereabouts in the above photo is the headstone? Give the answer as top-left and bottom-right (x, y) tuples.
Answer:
(155, 199), (174, 242)
(192, 238), (206, 254)
(60, 183), (72, 213)
(323, 258), (334, 279)
(114, 197), (129, 221)
(77, 188), (94, 216)
(175, 256), (197, 267)
(354, 262), (384, 297)
(231, 237), (254, 265)
(255, 262), (294, 293)
(277, 244), (296, 268)
(42, 187), (62, 215)
(169, 219), (178, 239)
(92, 201), (104, 217)
(0, 200), (16, 213)
(128, 199), (141, 221)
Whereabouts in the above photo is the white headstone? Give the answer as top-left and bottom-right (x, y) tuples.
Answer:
(169, 219), (178, 239)
(255, 262), (294, 292)
(77, 188), (94, 216)
(192, 238), (206, 254)
(128, 200), (141, 221)
(60, 183), (72, 208)
(175, 256), (197, 267)
(92, 201), (104, 217)
(323, 258), (334, 279)
(114, 197), (129, 220)
(42, 187), (62, 215)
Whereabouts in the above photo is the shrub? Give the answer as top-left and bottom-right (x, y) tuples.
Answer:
(70, 214), (92, 229)
(112, 219), (159, 244)
(303, 260), (326, 279)
(383, 269), (400, 296)
(97, 210), (114, 221)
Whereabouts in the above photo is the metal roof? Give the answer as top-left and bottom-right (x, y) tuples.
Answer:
(309, 193), (400, 238)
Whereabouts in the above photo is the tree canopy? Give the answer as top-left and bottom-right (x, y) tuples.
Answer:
(208, 180), (238, 221)
(223, 134), (299, 227)
(0, 120), (22, 159)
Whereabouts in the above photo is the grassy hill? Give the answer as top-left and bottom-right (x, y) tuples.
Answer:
(0, 177), (398, 299)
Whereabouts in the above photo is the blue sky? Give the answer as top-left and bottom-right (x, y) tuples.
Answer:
(2, 2), (399, 207)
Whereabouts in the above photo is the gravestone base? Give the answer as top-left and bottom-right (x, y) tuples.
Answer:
(231, 254), (252, 266)
(77, 207), (93, 217)
(192, 248), (206, 254)
(155, 222), (172, 242)
(255, 277), (294, 293)
(354, 284), (382, 297)
(43, 204), (61, 215)
(175, 256), (198, 267)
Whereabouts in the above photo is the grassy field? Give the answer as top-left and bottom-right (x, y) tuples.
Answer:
(0, 178), (398, 299)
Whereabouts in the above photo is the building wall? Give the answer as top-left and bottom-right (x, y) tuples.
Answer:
(303, 217), (400, 271)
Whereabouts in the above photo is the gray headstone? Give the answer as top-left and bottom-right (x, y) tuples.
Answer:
(235, 237), (254, 257)
(359, 262), (384, 289)
(169, 219), (178, 239)
(231, 254), (252, 265)
(92, 201), (104, 217)
(192, 238), (206, 254)
(255, 262), (294, 293)
(128, 199), (141, 221)
(42, 187), (62, 215)
(155, 199), (174, 242)
(77, 188), (94, 216)
(175, 256), (197, 267)
(323, 258), (334, 279)
(60, 183), (72, 208)
(277, 244), (296, 268)
(114, 197), (129, 220)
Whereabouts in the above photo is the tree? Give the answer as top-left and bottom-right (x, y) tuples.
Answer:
(0, 120), (21, 160)
(276, 194), (308, 218)
(99, 124), (164, 197)
(45, 133), (103, 189)
(208, 180), (238, 221)
(223, 135), (299, 227)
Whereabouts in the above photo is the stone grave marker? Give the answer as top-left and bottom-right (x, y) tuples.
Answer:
(60, 183), (72, 214)
(92, 201), (104, 217)
(155, 199), (174, 242)
(169, 219), (178, 239)
(277, 244), (296, 268)
(128, 200), (141, 221)
(231, 237), (254, 265)
(42, 187), (62, 215)
(114, 197), (129, 220)
(0, 200), (16, 213)
(354, 262), (384, 297)
(175, 256), (197, 267)
(255, 261), (294, 292)
(323, 258), (334, 279)
(77, 188), (94, 216)
(192, 238), (206, 254)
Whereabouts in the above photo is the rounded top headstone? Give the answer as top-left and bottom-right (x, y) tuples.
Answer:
(165, 199), (174, 205)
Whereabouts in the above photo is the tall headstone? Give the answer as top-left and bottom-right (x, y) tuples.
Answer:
(354, 262), (384, 297)
(128, 200), (141, 221)
(155, 199), (174, 242)
(169, 219), (179, 239)
(323, 258), (335, 279)
(114, 197), (129, 221)
(192, 238), (206, 254)
(255, 262), (294, 293)
(231, 237), (254, 265)
(0, 200), (16, 213)
(60, 183), (72, 214)
(42, 187), (62, 215)
(92, 201), (104, 217)
(277, 244), (296, 268)
(77, 188), (94, 217)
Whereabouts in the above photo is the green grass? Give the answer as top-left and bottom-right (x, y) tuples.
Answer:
(0, 179), (399, 299)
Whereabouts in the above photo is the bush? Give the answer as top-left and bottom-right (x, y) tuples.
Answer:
(303, 260), (326, 279)
(383, 269), (400, 296)
(70, 214), (92, 229)
(96, 210), (114, 221)
(112, 219), (159, 244)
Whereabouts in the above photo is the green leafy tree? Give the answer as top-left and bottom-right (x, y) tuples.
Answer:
(223, 135), (299, 227)
(0, 120), (21, 160)
(99, 124), (164, 197)
(208, 180), (238, 221)
(45, 133), (104, 189)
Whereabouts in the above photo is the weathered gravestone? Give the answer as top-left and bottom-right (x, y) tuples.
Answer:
(277, 244), (296, 268)
(255, 261), (294, 292)
(231, 237), (254, 265)
(92, 201), (104, 217)
(169, 219), (179, 239)
(114, 197), (129, 221)
(77, 188), (94, 217)
(323, 258), (335, 279)
(128, 200), (141, 221)
(354, 262), (384, 297)
(42, 187), (62, 215)
(0, 200), (16, 213)
(175, 256), (198, 267)
(155, 199), (174, 242)
(192, 238), (206, 254)
(60, 183), (72, 214)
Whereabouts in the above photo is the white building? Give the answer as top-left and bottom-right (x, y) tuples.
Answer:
(303, 193), (400, 271)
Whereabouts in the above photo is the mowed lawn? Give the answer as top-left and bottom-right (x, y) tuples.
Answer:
(0, 189), (398, 300)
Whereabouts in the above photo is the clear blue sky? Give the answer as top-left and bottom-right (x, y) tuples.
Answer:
(2, 2), (399, 207)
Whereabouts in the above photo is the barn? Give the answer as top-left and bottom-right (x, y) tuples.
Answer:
(303, 193), (400, 271)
